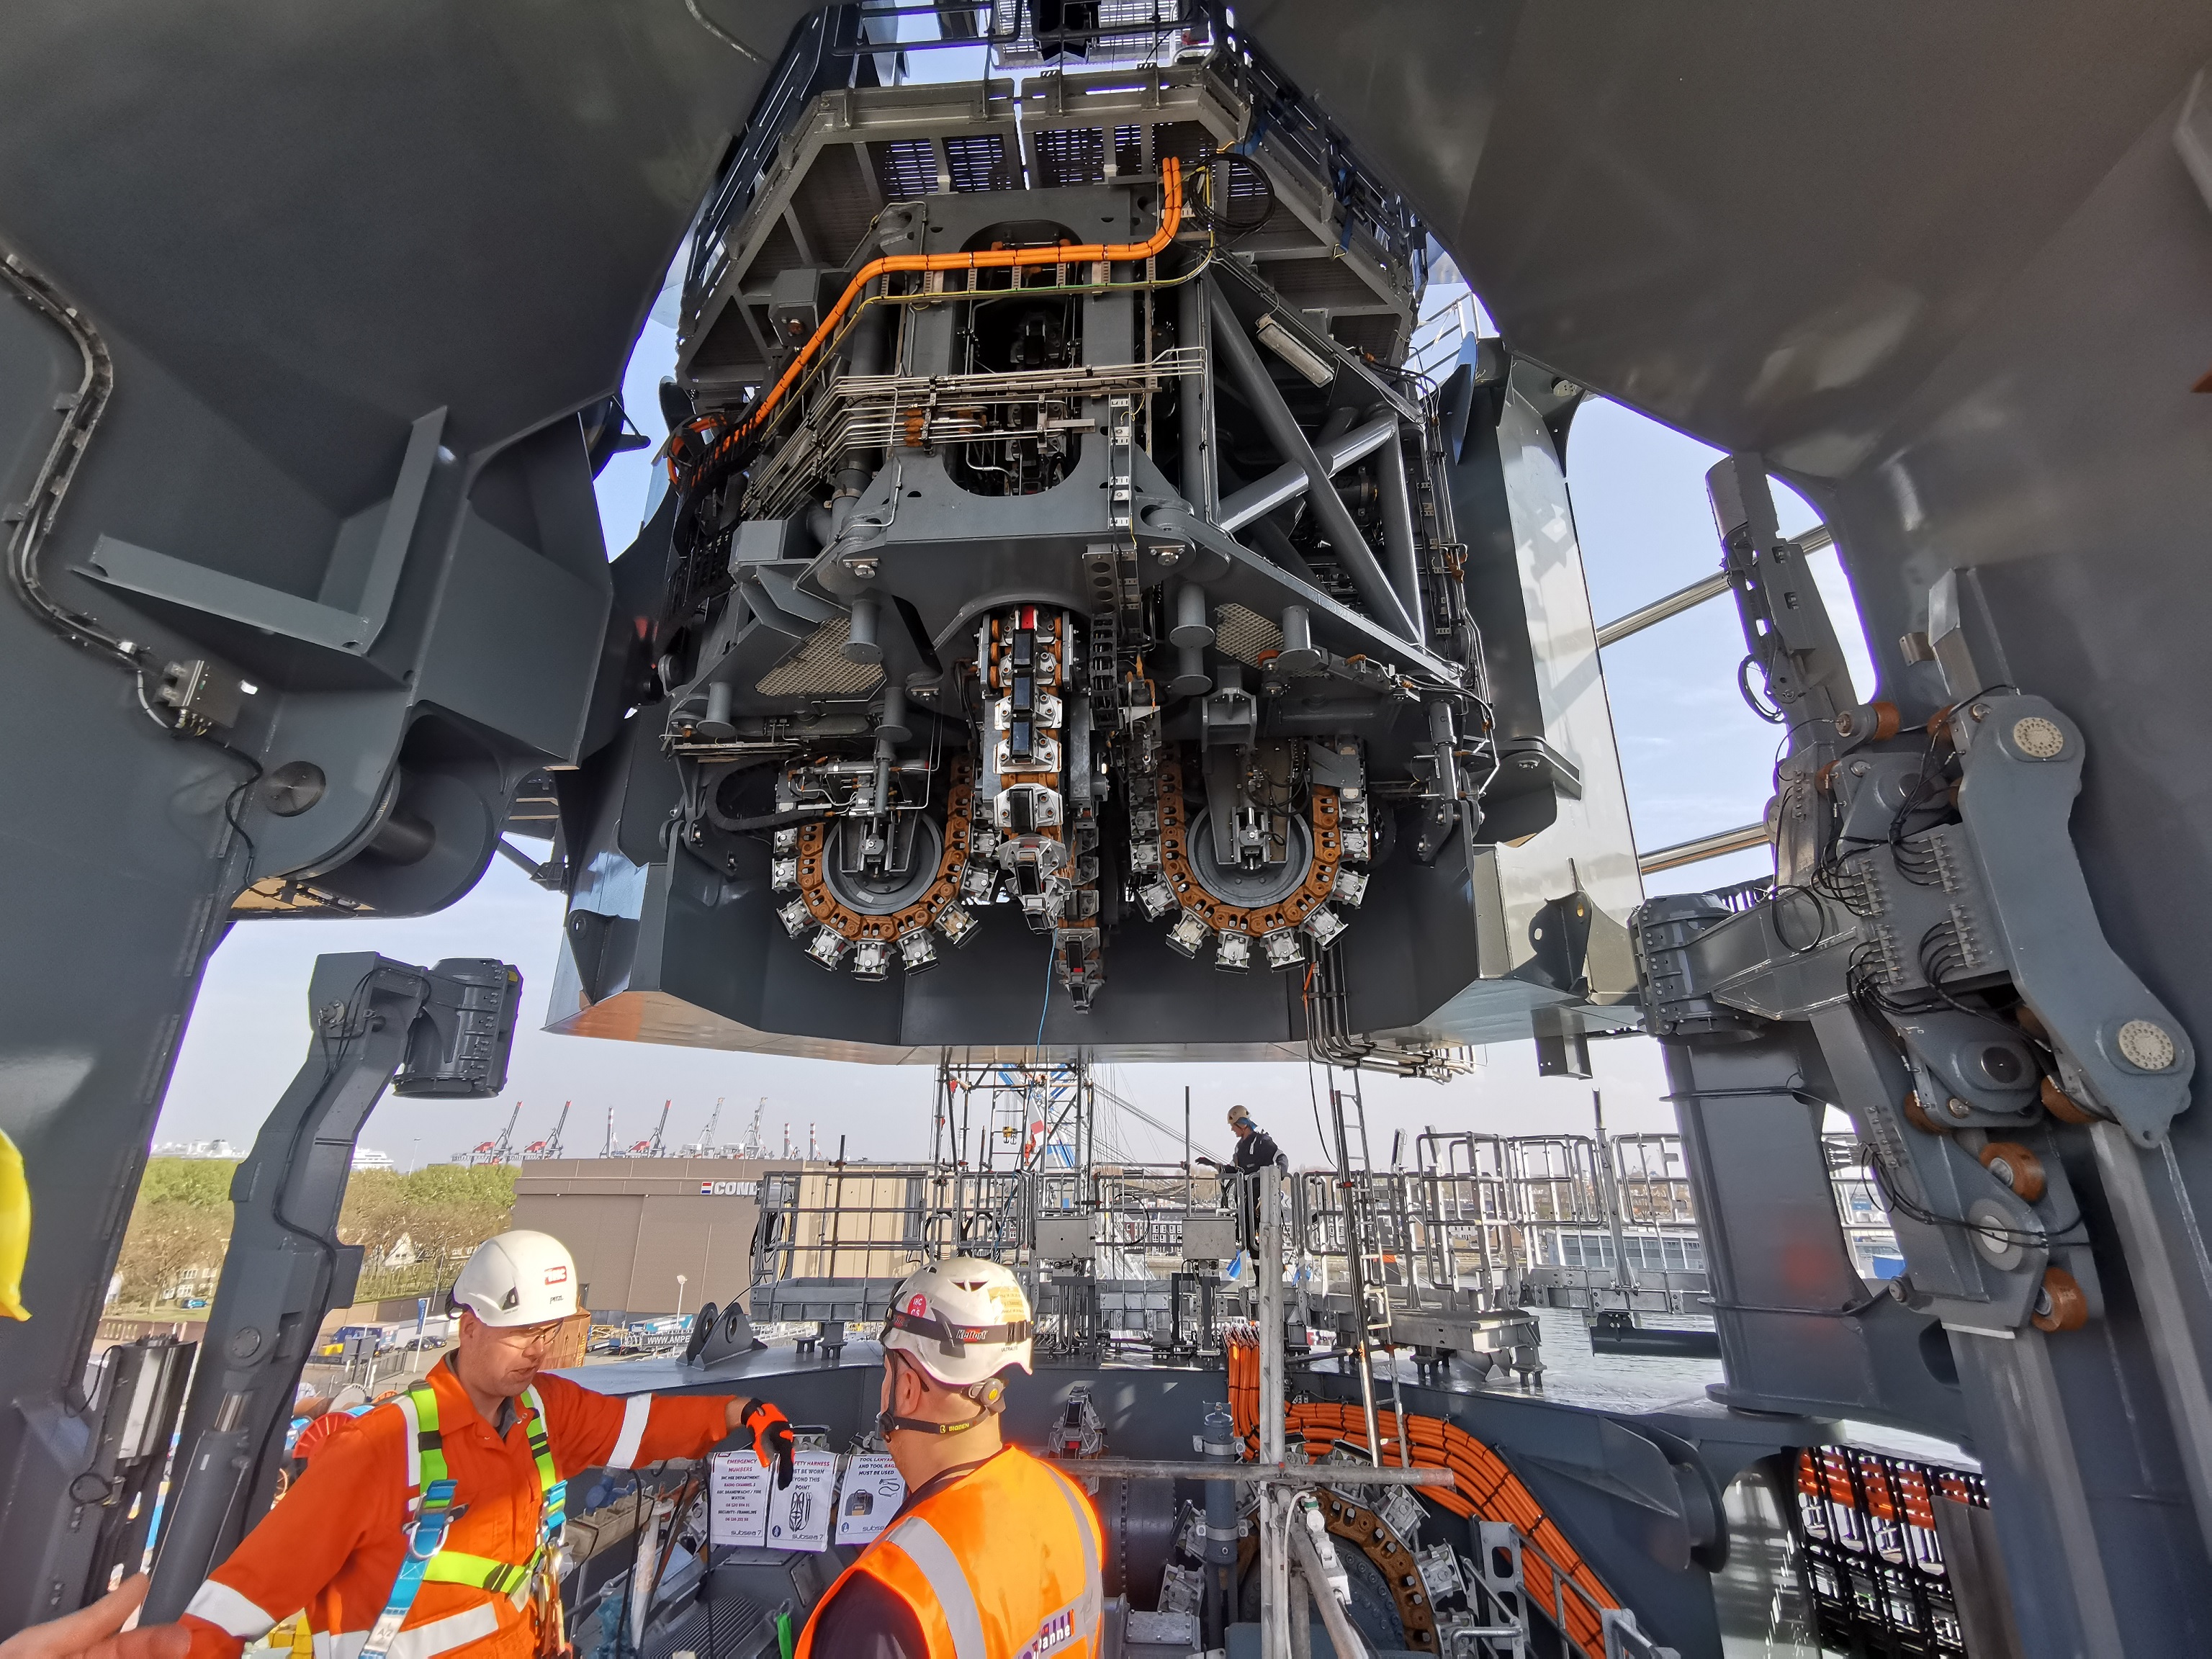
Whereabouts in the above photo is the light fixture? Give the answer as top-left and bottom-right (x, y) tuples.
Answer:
(1255, 313), (1336, 387)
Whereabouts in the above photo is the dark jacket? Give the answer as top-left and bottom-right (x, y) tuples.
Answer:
(1231, 1126), (1281, 1174)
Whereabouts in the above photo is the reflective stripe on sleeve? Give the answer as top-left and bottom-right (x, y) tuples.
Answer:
(606, 1395), (651, 1470)
(184, 1581), (278, 1640)
(310, 1604), (502, 1659)
(882, 1516), (986, 1659)
(397, 1393), (421, 1493)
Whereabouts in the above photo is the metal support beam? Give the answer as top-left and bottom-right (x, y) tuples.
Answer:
(1216, 414), (1398, 532)
(1288, 1512), (1366, 1659)
(1177, 277), (1215, 518)
(2090, 1122), (2212, 1551)
(1374, 423), (1427, 642)
(1660, 1031), (1968, 1442)
(1206, 280), (1419, 642)
(1595, 572), (1731, 648)
(1261, 1488), (1292, 1659)
(1259, 1162), (1285, 1465)
(1949, 1330), (2124, 1658)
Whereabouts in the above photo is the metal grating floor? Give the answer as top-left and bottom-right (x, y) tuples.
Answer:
(755, 616), (889, 698)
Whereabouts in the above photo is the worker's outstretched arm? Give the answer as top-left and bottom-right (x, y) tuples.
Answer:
(529, 1372), (741, 1475)
(1, 1578), (188, 1659)
(177, 1419), (397, 1659)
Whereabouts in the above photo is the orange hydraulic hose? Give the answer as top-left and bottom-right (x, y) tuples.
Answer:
(691, 157), (1184, 475)
(1283, 1398), (1623, 1658)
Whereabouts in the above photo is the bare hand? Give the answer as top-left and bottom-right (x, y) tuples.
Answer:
(0, 1578), (189, 1659)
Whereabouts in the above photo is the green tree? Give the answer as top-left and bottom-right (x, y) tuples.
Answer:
(338, 1163), (516, 1269)
(114, 1156), (517, 1310)
(135, 1158), (236, 1208)
(113, 1159), (235, 1306)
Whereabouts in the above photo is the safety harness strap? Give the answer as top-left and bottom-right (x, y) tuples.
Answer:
(359, 1480), (460, 1659)
(382, 1382), (567, 1625)
(418, 1555), (536, 1597)
(521, 1385), (567, 1542)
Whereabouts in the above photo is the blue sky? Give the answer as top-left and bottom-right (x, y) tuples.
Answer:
(154, 53), (1878, 1182)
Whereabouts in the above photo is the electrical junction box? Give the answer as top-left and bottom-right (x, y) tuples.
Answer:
(1180, 1215), (1240, 1264)
(1035, 1215), (1096, 1262)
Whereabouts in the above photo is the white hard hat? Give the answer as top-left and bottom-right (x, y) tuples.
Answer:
(1227, 1105), (1251, 1125)
(452, 1231), (577, 1327)
(881, 1256), (1033, 1388)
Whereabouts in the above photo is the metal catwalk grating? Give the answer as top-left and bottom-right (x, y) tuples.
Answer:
(870, 138), (939, 199)
(1034, 124), (1106, 188)
(943, 131), (1015, 192)
(755, 617), (888, 698)
(987, 0), (1192, 67)
(1213, 603), (1285, 667)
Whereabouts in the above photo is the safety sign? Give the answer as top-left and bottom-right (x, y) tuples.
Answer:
(767, 1449), (838, 1552)
(709, 1451), (772, 1547)
(833, 1453), (907, 1546)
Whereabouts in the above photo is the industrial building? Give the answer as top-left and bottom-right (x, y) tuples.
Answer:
(515, 1156), (954, 1319)
(512, 1156), (787, 1321)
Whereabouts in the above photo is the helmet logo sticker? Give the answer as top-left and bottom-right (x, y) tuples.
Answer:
(544, 1265), (568, 1285)
(906, 1293), (929, 1316)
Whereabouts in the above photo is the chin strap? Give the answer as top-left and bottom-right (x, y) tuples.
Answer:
(878, 1408), (988, 1437)
(879, 1363), (1008, 1437)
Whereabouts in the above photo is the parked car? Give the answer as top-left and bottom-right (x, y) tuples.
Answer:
(402, 1334), (445, 1351)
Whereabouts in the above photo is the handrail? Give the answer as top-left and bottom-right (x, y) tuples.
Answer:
(686, 157), (1184, 477)
(1635, 822), (1768, 875)
(1594, 571), (1732, 648)
(1594, 523), (1834, 647)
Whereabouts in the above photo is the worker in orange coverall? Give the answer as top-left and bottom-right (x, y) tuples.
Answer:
(176, 1231), (792, 1659)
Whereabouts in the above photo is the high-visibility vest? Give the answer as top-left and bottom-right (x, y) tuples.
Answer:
(395, 1381), (567, 1601)
(796, 1447), (1102, 1659)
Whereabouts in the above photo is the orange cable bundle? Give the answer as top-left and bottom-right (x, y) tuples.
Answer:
(686, 157), (1186, 476)
(1797, 1448), (1823, 1501)
(1277, 1399), (1622, 1658)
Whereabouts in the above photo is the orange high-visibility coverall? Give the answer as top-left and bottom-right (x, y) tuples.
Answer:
(180, 1364), (732, 1659)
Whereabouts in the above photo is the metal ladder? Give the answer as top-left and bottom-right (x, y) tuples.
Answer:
(1326, 1069), (1411, 1467)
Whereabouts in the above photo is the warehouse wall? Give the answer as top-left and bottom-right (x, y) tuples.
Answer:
(512, 1156), (795, 1318)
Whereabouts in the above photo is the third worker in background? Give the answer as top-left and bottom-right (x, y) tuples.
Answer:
(1201, 1104), (1284, 1255)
